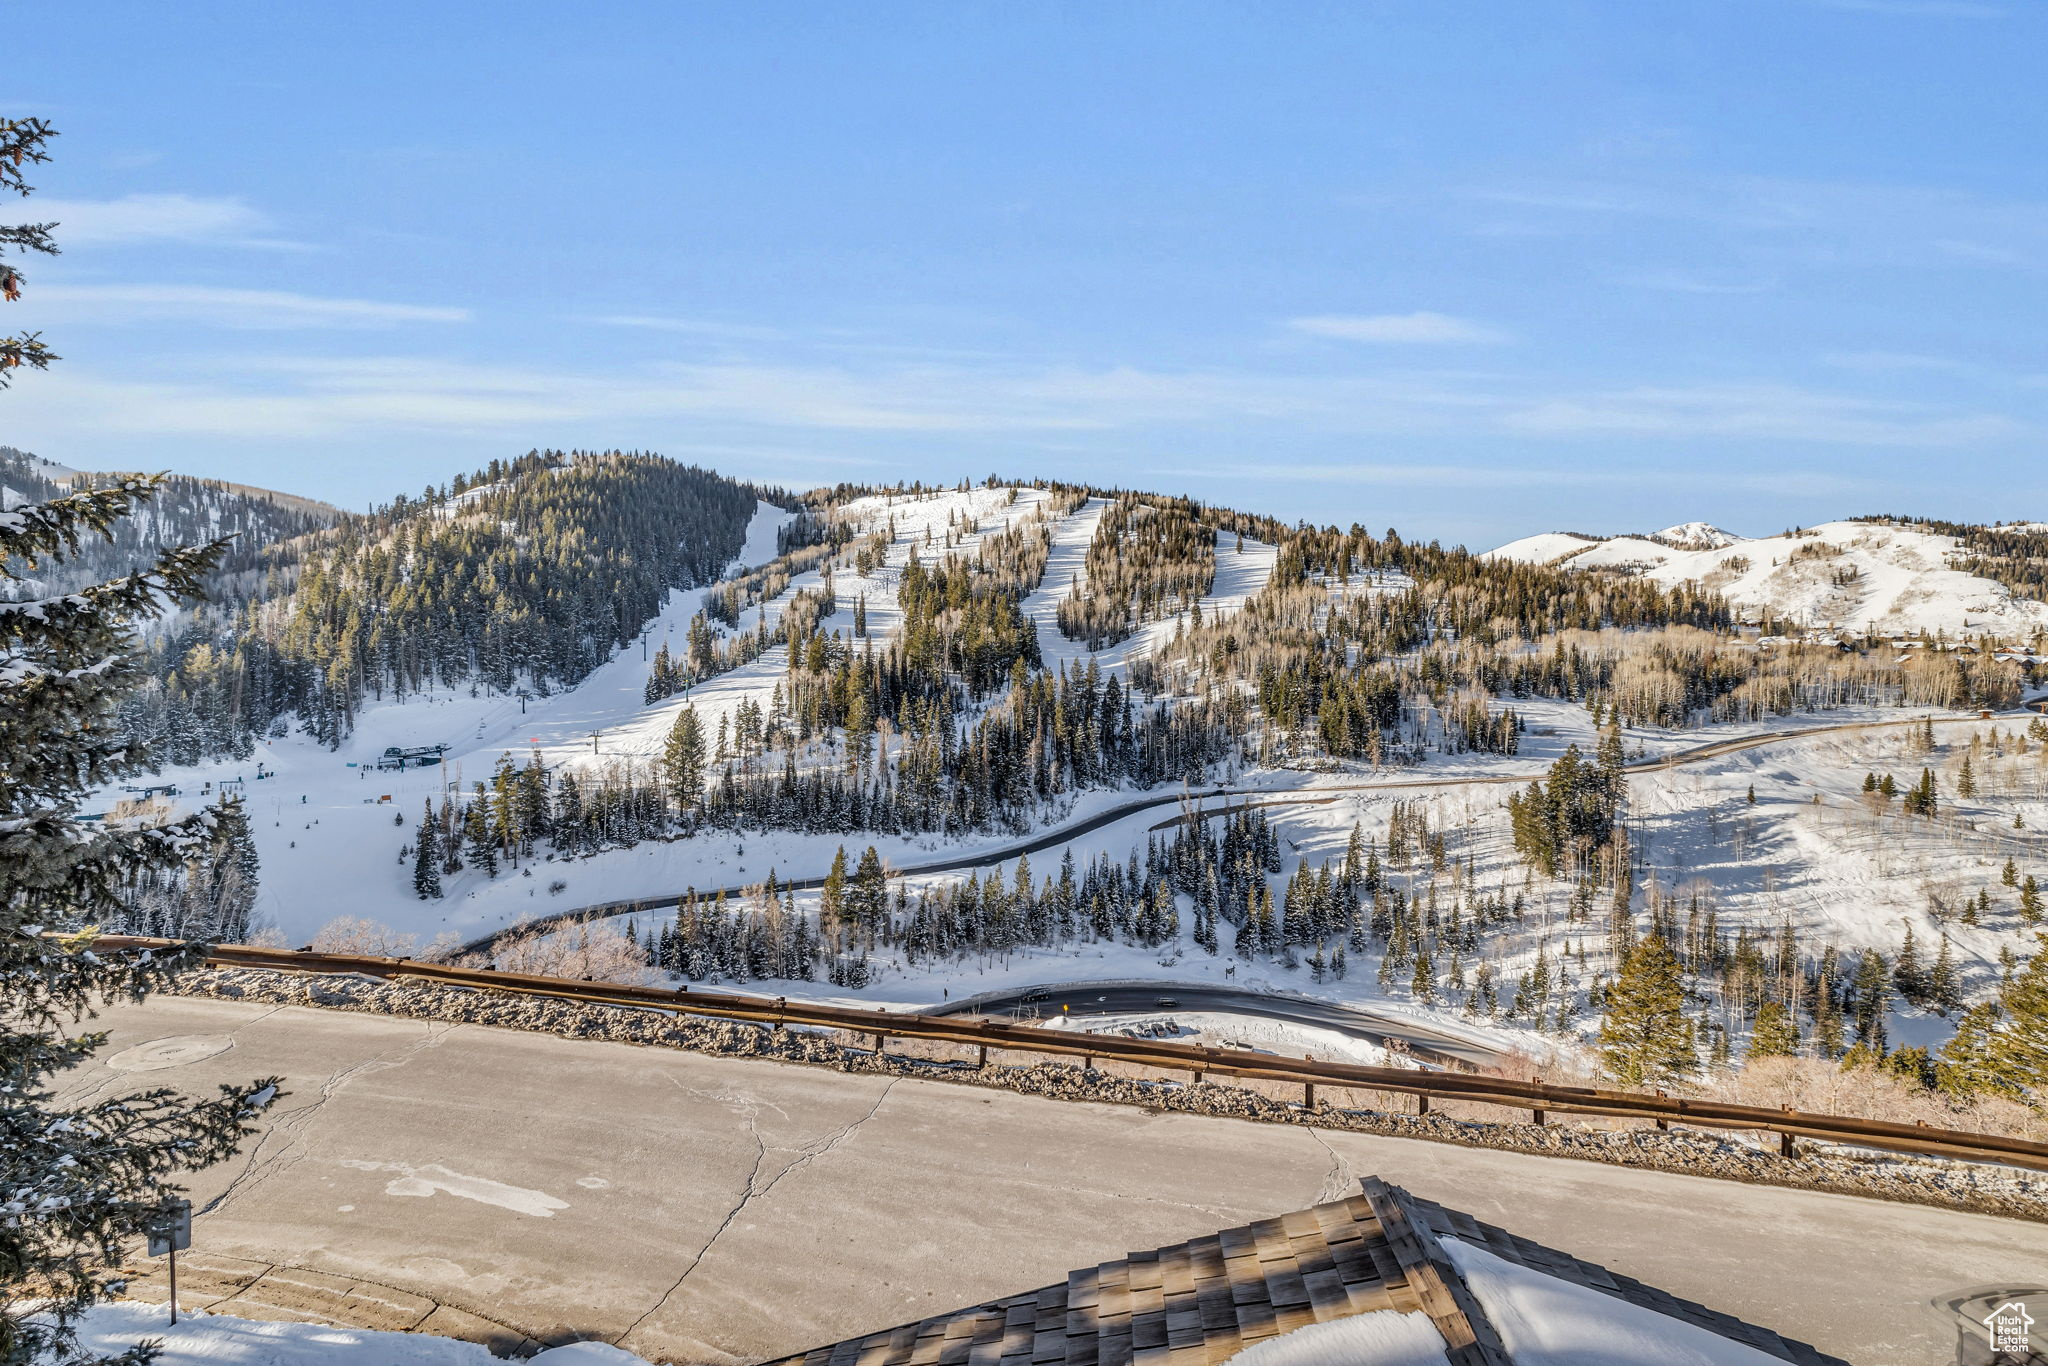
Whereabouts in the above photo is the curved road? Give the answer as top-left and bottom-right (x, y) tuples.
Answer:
(928, 979), (1500, 1069)
(463, 710), (1990, 954)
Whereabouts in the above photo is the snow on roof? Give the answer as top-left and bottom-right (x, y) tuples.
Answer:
(1443, 1239), (1791, 1366)
(1221, 1309), (1449, 1365)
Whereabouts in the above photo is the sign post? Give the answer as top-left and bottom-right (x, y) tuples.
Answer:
(147, 1199), (192, 1326)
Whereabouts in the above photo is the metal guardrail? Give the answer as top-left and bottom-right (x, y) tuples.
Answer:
(94, 936), (2048, 1174)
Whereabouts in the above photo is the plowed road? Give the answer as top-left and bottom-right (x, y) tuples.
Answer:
(65, 996), (2046, 1365)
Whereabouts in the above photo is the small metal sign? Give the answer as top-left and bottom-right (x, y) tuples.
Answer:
(146, 1198), (191, 1257)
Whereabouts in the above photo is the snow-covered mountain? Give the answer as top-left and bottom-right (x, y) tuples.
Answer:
(1485, 518), (2048, 635)
(0, 446), (345, 599)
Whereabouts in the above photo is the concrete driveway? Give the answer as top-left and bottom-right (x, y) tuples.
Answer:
(63, 996), (2046, 1365)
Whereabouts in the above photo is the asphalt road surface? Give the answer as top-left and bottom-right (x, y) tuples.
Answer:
(65, 996), (2046, 1366)
(930, 981), (1500, 1069)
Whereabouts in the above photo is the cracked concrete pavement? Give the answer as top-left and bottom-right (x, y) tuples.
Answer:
(63, 996), (2048, 1366)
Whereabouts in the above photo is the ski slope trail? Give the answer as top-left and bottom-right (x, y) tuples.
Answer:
(437, 499), (794, 774)
(1023, 494), (1279, 677)
(506, 485), (1067, 776)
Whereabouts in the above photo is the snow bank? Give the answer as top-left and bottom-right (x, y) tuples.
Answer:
(60, 1302), (655, 1365)
(1040, 1010), (1399, 1067)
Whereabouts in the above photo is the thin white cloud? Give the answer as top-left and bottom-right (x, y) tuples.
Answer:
(1626, 270), (1778, 295)
(5, 354), (2025, 458)
(1822, 350), (1975, 374)
(1805, 0), (2005, 16)
(590, 314), (788, 341)
(1173, 460), (1892, 499)
(1466, 175), (2048, 273)
(1506, 382), (2022, 447)
(35, 284), (468, 329)
(1287, 311), (1511, 345)
(33, 193), (296, 249)
(1196, 461), (1608, 489)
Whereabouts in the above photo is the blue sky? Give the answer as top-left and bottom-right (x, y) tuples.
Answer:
(9, 0), (2047, 545)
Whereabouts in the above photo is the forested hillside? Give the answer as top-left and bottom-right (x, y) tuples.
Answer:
(0, 445), (340, 598)
(119, 450), (778, 760)
(61, 467), (2047, 1120)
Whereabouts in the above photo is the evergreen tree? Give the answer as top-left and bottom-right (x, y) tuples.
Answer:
(850, 846), (887, 943)
(463, 794), (498, 877)
(1929, 934), (1961, 1016)
(821, 846), (849, 941)
(1848, 948), (1890, 1049)
(1986, 936), (2048, 1103)
(661, 706), (706, 812)
(1934, 1002), (2004, 1099)
(2023, 875), (2044, 927)
(1892, 923), (1926, 1006)
(1749, 999), (1799, 1057)
(0, 118), (280, 1362)
(1597, 934), (1695, 1086)
(412, 801), (443, 900)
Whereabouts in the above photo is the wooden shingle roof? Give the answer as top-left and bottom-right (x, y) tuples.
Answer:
(758, 1177), (1849, 1366)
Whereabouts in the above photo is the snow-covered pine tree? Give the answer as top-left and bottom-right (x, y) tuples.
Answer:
(413, 801), (443, 899)
(0, 113), (280, 1366)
